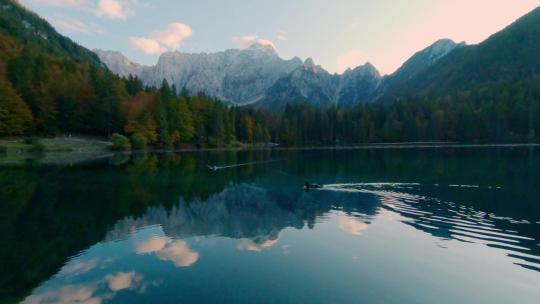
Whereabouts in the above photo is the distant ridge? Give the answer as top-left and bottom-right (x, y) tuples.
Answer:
(382, 5), (540, 99)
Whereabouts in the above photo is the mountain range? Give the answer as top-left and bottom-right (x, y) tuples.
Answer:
(1, 0), (539, 145)
(2, 0), (540, 112)
(95, 39), (461, 108)
(96, 5), (540, 109)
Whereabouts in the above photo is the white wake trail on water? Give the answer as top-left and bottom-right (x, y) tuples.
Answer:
(208, 159), (285, 171)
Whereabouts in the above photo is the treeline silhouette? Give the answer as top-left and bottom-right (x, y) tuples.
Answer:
(267, 75), (540, 145)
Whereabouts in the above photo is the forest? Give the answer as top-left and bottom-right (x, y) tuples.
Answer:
(0, 0), (540, 149)
(1, 22), (540, 148)
(1, 0), (540, 148)
(0, 40), (270, 148)
(270, 76), (540, 145)
(1, 39), (540, 148)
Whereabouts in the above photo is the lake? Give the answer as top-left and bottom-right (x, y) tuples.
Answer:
(1, 146), (540, 303)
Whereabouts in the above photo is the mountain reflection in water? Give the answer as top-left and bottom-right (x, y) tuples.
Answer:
(105, 184), (379, 243)
(1, 147), (539, 303)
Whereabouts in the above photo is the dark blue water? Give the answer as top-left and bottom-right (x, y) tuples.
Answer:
(2, 147), (540, 303)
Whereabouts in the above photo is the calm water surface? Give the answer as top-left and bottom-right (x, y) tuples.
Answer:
(1, 147), (540, 303)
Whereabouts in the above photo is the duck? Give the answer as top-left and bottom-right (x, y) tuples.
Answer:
(304, 181), (323, 191)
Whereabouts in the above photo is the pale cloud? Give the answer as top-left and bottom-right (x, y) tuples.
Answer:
(337, 50), (366, 73)
(156, 240), (199, 267)
(129, 22), (193, 54)
(59, 258), (99, 277)
(338, 216), (369, 235)
(96, 0), (129, 19)
(128, 36), (167, 54)
(257, 39), (276, 48)
(135, 236), (199, 267)
(134, 235), (168, 254)
(233, 35), (257, 49)
(23, 283), (102, 304)
(233, 35), (276, 50)
(106, 271), (143, 291)
(24, 270), (148, 304)
(149, 22), (193, 49)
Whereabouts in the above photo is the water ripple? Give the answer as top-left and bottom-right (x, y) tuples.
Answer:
(321, 183), (540, 272)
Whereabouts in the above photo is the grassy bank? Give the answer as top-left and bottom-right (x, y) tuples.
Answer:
(0, 136), (112, 164)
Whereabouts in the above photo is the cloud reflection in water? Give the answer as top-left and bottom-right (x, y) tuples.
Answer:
(135, 235), (199, 267)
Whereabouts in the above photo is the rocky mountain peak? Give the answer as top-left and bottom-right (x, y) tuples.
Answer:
(93, 49), (145, 77)
(301, 57), (324, 73)
(95, 36), (462, 109)
(304, 57), (315, 67)
(423, 39), (465, 64)
(346, 62), (380, 77)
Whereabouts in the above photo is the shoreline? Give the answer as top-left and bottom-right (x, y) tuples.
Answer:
(1, 137), (539, 166)
(163, 142), (540, 153)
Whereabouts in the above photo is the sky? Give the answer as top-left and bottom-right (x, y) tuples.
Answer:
(19, 0), (540, 75)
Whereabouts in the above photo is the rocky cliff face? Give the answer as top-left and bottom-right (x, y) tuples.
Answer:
(93, 49), (148, 77)
(337, 63), (382, 107)
(97, 43), (304, 105)
(257, 58), (340, 108)
(96, 40), (461, 108)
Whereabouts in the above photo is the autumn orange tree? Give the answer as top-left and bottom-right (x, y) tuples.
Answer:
(239, 114), (254, 143)
(123, 91), (158, 143)
(0, 79), (32, 136)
